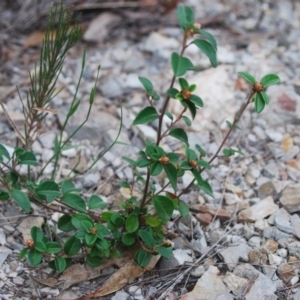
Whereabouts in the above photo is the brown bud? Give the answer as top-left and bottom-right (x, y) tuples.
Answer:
(253, 82), (264, 92)
(90, 227), (97, 235)
(189, 160), (197, 168)
(26, 239), (35, 249)
(159, 155), (170, 165)
(181, 89), (192, 100)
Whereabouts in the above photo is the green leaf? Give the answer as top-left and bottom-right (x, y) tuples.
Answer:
(89, 87), (96, 105)
(182, 100), (197, 119)
(156, 246), (172, 259)
(133, 106), (159, 125)
(223, 148), (234, 157)
(260, 74), (280, 87)
(58, 215), (75, 232)
(195, 144), (206, 157)
(197, 160), (211, 169)
(34, 241), (46, 253)
(122, 233), (136, 246)
(165, 111), (173, 120)
(186, 148), (198, 161)
(61, 180), (78, 194)
(80, 220), (94, 232)
(139, 229), (155, 248)
(238, 72), (256, 84)
(176, 6), (194, 30)
(28, 249), (42, 266)
(0, 144), (10, 159)
(61, 194), (86, 212)
(169, 128), (189, 145)
(10, 189), (31, 213)
(165, 153), (179, 164)
(111, 214), (125, 227)
(88, 195), (106, 209)
(167, 88), (179, 98)
(138, 76), (153, 92)
(137, 158), (152, 168)
(67, 99), (80, 117)
(54, 257), (67, 273)
(152, 195), (174, 224)
(0, 190), (9, 201)
(179, 78), (189, 90)
(189, 84), (197, 92)
(145, 217), (161, 227)
(18, 151), (38, 166)
(126, 214), (139, 233)
(171, 52), (195, 77)
(101, 211), (114, 222)
(19, 248), (28, 259)
(135, 249), (152, 268)
(190, 94), (203, 107)
(150, 161), (163, 176)
(260, 91), (270, 104)
(85, 233), (97, 246)
(163, 164), (177, 191)
(226, 120), (232, 128)
(64, 236), (81, 256)
(179, 200), (189, 218)
(196, 179), (214, 198)
(45, 242), (61, 254)
(36, 180), (60, 202)
(95, 224), (110, 238)
(119, 181), (131, 188)
(30, 226), (43, 242)
(122, 156), (137, 167)
(199, 29), (217, 50)
(182, 115), (192, 126)
(193, 39), (217, 67)
(86, 255), (103, 267)
(254, 93), (265, 113)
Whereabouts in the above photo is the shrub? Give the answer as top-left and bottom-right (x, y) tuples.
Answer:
(0, 3), (280, 272)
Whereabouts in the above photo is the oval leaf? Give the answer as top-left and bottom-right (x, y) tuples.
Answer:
(238, 72), (256, 84)
(199, 29), (217, 50)
(28, 249), (42, 266)
(176, 6), (194, 30)
(152, 195), (174, 224)
(169, 128), (189, 145)
(126, 214), (139, 233)
(61, 194), (86, 212)
(64, 236), (81, 256)
(193, 39), (217, 67)
(138, 76), (153, 92)
(133, 106), (159, 125)
(255, 93), (265, 113)
(10, 189), (31, 213)
(260, 74), (280, 87)
(171, 52), (195, 77)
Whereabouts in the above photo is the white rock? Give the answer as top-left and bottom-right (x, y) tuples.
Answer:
(266, 130), (283, 142)
(239, 196), (279, 222)
(61, 148), (77, 158)
(182, 266), (233, 300)
(268, 253), (282, 265)
(223, 272), (248, 296)
(39, 132), (56, 149)
(172, 249), (194, 265)
(277, 248), (288, 258)
(291, 276), (299, 286)
(83, 173), (100, 188)
(274, 208), (293, 233)
(136, 124), (157, 142)
(191, 265), (205, 277)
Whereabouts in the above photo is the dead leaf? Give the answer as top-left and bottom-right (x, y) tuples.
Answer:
(33, 277), (58, 287)
(23, 30), (57, 49)
(59, 248), (137, 290)
(281, 134), (293, 152)
(77, 254), (161, 299)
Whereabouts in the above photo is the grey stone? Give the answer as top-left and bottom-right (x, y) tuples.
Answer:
(233, 264), (277, 300)
(274, 208), (293, 233)
(111, 291), (130, 300)
(280, 184), (300, 213)
(191, 265), (205, 277)
(265, 130), (283, 142)
(248, 236), (261, 249)
(83, 13), (122, 43)
(263, 161), (279, 178)
(239, 196), (279, 222)
(223, 272), (248, 296)
(291, 214), (300, 239)
(263, 227), (290, 242)
(82, 173), (100, 188)
(288, 241), (300, 259)
(257, 181), (277, 199)
(218, 242), (252, 271)
(181, 266), (233, 300)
